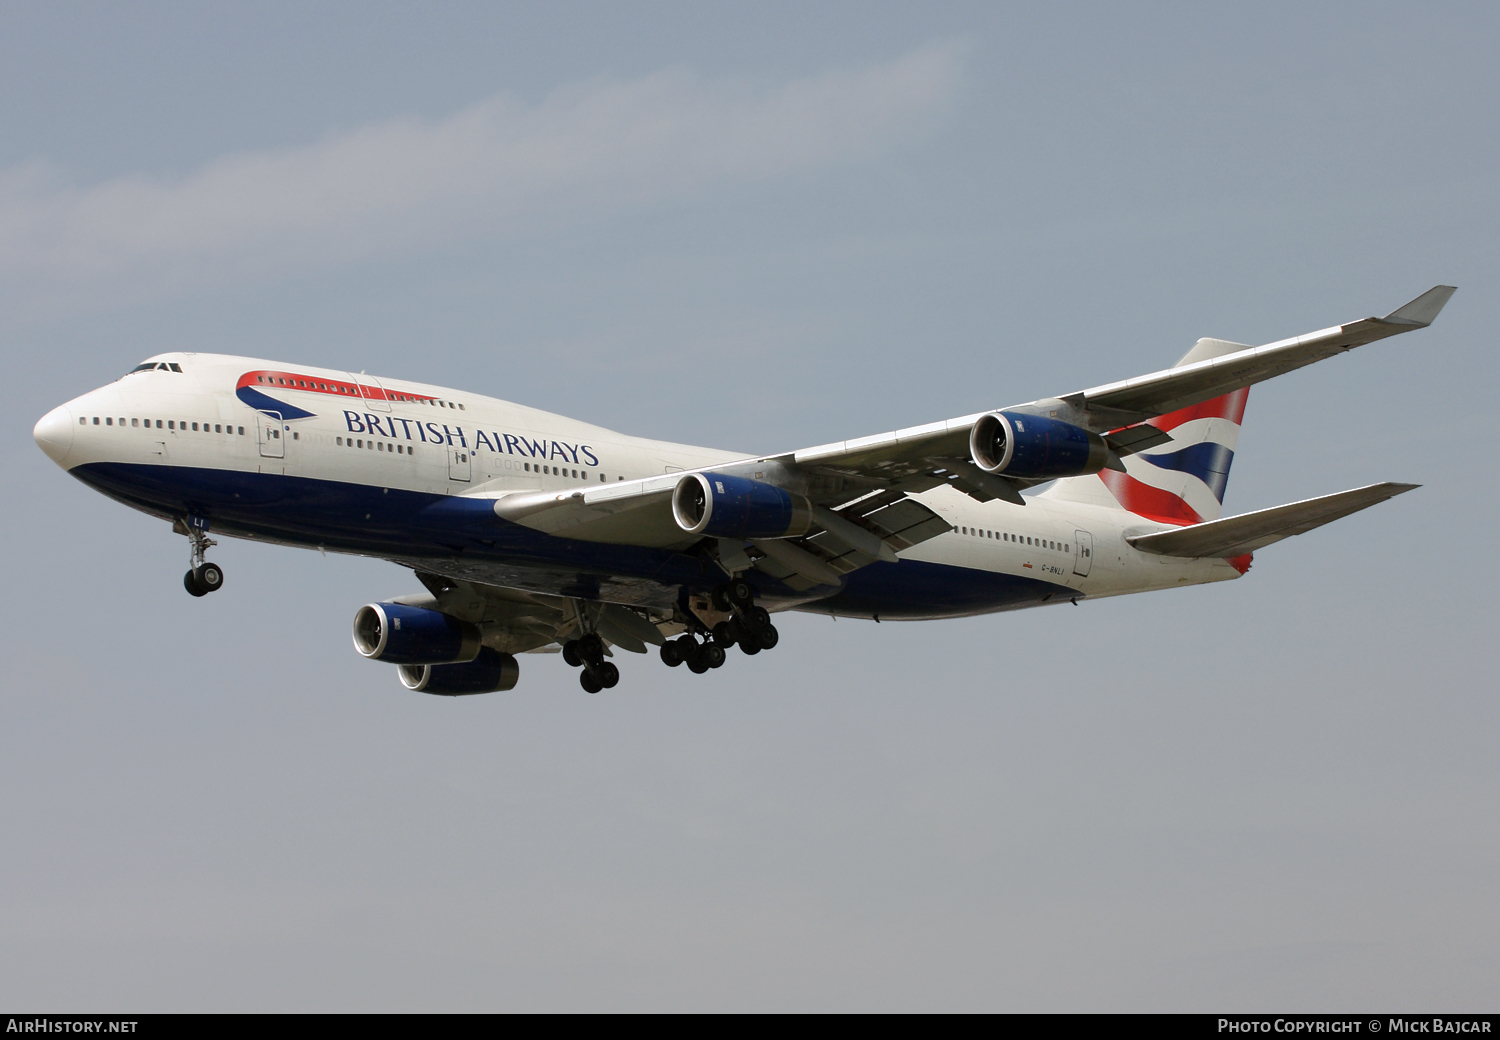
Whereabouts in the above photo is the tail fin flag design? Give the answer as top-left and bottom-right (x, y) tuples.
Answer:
(1097, 387), (1248, 525)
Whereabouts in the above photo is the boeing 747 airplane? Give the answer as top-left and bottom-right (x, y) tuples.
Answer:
(32, 287), (1454, 693)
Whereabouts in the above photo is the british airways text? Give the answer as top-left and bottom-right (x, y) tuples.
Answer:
(343, 411), (600, 466)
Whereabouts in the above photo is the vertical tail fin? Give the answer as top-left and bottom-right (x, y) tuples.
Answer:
(1095, 387), (1248, 524)
(1038, 338), (1252, 523)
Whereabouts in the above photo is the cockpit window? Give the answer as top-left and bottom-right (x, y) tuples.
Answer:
(126, 361), (183, 374)
(129, 362), (157, 373)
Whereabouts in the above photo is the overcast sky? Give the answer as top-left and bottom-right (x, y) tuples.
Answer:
(2, 1), (1496, 1011)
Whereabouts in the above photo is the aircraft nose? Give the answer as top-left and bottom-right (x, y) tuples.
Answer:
(33, 404), (75, 466)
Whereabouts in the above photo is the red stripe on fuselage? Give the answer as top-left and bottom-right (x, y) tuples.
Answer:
(236, 370), (437, 406)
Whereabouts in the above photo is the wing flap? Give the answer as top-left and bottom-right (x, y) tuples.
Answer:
(751, 538), (844, 587)
(859, 498), (953, 550)
(487, 476), (692, 548)
(1128, 482), (1418, 558)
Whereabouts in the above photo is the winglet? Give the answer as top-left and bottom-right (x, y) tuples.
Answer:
(1383, 285), (1456, 327)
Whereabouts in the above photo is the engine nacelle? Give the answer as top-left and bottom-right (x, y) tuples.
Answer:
(398, 648), (520, 696)
(671, 472), (812, 540)
(352, 602), (481, 665)
(969, 411), (1109, 479)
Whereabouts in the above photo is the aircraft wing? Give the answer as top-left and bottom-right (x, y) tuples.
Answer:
(458, 287), (1450, 589)
(1065, 285), (1456, 429)
(1126, 482), (1418, 558)
(784, 285), (1456, 472)
(394, 571), (669, 654)
(475, 474), (955, 591)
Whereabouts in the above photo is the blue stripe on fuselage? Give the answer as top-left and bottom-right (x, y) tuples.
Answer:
(810, 559), (1072, 620)
(235, 385), (317, 420)
(68, 462), (1074, 618)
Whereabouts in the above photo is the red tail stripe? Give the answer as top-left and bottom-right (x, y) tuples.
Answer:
(1143, 387), (1249, 433)
(1097, 470), (1204, 526)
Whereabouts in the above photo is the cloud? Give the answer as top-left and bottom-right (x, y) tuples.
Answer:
(0, 43), (966, 310)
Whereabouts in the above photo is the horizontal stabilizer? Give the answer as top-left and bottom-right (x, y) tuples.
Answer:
(1128, 482), (1418, 558)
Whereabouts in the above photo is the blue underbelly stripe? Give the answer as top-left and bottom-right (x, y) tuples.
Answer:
(70, 462), (1076, 617)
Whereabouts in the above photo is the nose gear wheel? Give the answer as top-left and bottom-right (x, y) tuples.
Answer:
(179, 518), (224, 596)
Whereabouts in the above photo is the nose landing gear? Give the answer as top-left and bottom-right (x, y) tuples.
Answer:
(179, 518), (224, 597)
(184, 562), (224, 597)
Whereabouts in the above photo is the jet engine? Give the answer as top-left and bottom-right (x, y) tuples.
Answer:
(671, 472), (813, 539)
(969, 411), (1109, 479)
(352, 602), (482, 664)
(398, 648), (520, 696)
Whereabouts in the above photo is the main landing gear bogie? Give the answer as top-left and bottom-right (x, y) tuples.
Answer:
(565, 579), (782, 692)
(562, 632), (620, 693)
(661, 580), (780, 675)
(660, 633), (727, 674)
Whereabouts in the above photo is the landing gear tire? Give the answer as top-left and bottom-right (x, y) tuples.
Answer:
(184, 570), (208, 597)
(660, 641), (683, 667)
(580, 670), (603, 694)
(748, 605), (770, 629)
(562, 640), (582, 668)
(726, 578), (753, 607)
(687, 653), (710, 675)
(712, 620), (737, 648)
(712, 578), (755, 613)
(703, 645), (726, 669)
(577, 632), (605, 664)
(757, 623), (779, 650)
(194, 562), (224, 593)
(739, 639), (761, 656)
(597, 662), (620, 689)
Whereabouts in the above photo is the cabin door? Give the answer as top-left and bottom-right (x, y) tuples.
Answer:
(350, 373), (392, 412)
(1073, 530), (1094, 577)
(448, 446), (472, 482)
(257, 411), (285, 459)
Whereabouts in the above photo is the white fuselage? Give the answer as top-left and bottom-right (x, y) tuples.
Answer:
(35, 352), (1243, 619)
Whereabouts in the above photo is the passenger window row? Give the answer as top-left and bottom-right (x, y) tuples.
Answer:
(336, 436), (413, 455)
(958, 526), (1068, 553)
(521, 462), (623, 482)
(85, 416), (245, 435)
(253, 374), (466, 411)
(258, 375), (357, 396)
